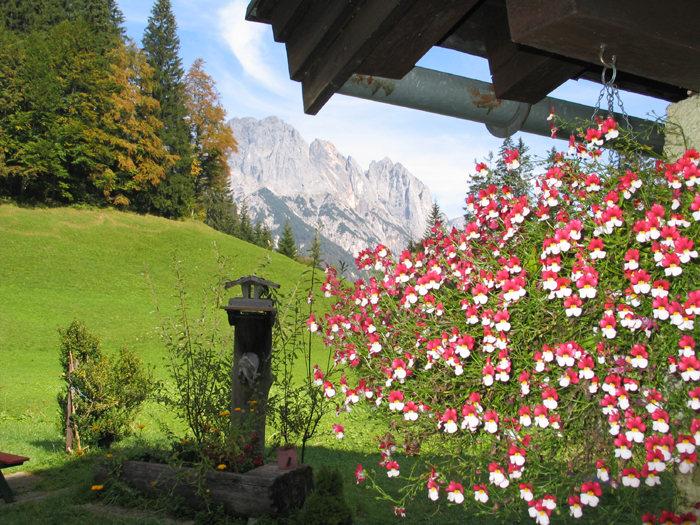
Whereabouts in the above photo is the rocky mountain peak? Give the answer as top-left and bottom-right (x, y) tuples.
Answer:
(227, 116), (434, 268)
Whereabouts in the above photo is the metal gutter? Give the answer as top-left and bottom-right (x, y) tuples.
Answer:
(338, 66), (665, 153)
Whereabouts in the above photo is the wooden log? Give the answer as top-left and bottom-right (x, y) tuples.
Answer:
(94, 460), (313, 518)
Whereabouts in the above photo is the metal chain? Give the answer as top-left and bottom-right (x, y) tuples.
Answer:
(593, 45), (633, 130)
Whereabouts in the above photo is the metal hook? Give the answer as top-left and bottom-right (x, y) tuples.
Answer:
(599, 45), (617, 86)
(599, 44), (616, 68)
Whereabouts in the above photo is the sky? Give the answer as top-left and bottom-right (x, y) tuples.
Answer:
(118, 0), (671, 220)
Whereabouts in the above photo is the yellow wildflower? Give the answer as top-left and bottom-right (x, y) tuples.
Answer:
(137, 424), (146, 429)
(234, 407), (242, 412)
(92, 426), (100, 430)
(250, 400), (258, 405)
(219, 411), (230, 416)
(106, 454), (113, 458)
(91, 485), (104, 491)
(217, 464), (227, 470)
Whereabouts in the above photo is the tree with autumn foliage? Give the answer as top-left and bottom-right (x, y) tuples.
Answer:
(184, 58), (237, 198)
(0, 20), (170, 204)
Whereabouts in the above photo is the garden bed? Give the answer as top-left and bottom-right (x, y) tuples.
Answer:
(94, 459), (313, 518)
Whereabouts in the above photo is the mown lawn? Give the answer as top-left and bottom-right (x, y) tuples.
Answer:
(0, 203), (328, 416)
(0, 204), (678, 524)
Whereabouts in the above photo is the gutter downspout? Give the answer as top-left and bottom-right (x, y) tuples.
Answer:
(338, 67), (665, 154)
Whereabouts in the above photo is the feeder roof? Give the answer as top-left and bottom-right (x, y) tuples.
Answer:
(225, 275), (281, 290)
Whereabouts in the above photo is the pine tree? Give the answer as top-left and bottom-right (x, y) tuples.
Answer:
(467, 136), (533, 199)
(253, 219), (272, 248)
(203, 190), (238, 236)
(138, 0), (194, 219)
(236, 199), (254, 243)
(276, 219), (298, 260)
(423, 201), (446, 239)
(0, 0), (124, 40)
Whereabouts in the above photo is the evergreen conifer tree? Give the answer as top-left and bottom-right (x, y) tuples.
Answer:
(276, 219), (298, 260)
(253, 219), (272, 248)
(139, 0), (194, 218)
(235, 199), (254, 243)
(423, 201), (446, 239)
(467, 136), (533, 199)
(203, 190), (238, 236)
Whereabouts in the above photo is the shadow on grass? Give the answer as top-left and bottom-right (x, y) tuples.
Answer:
(29, 438), (64, 453)
(0, 442), (680, 525)
(301, 445), (678, 525)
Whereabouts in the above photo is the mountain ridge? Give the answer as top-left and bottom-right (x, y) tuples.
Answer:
(227, 116), (434, 269)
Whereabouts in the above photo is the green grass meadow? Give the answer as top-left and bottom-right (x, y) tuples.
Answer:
(0, 204), (676, 524)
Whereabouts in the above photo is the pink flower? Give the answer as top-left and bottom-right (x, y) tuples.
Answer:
(355, 464), (365, 484)
(677, 435), (696, 455)
(483, 410), (499, 434)
(580, 481), (601, 507)
(386, 460), (400, 478)
(614, 434), (633, 460)
(596, 460), (609, 482)
(323, 381), (336, 398)
(534, 405), (549, 429)
(519, 483), (533, 501)
(473, 483), (489, 503)
(621, 468), (640, 488)
(680, 356), (700, 382)
(564, 295), (583, 317)
(446, 481), (464, 504)
(577, 273), (598, 299)
(307, 314), (319, 332)
(599, 315), (617, 339)
(519, 405), (532, 427)
(388, 391), (405, 411)
(391, 503), (406, 517)
(403, 401), (420, 421)
(442, 408), (459, 434)
(568, 494), (583, 518)
(312, 365), (324, 385)
(332, 424), (344, 439)
(588, 238), (606, 259)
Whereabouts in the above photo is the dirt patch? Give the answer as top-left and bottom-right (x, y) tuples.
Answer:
(0, 472), (71, 507)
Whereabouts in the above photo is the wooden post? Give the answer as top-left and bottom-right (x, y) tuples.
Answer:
(228, 312), (275, 456)
(222, 276), (280, 459)
(65, 352), (80, 454)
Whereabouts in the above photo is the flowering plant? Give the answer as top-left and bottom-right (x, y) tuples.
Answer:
(312, 122), (700, 523)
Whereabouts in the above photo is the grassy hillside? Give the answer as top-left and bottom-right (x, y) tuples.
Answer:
(0, 203), (321, 416)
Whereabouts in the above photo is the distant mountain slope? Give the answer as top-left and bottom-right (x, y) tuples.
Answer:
(227, 116), (434, 268)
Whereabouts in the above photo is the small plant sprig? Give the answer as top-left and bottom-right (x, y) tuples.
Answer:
(268, 223), (335, 463)
(146, 242), (234, 445)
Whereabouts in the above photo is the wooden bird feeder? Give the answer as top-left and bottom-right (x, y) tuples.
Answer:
(222, 276), (280, 457)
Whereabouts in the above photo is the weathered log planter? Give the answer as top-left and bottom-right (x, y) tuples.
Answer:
(94, 459), (313, 518)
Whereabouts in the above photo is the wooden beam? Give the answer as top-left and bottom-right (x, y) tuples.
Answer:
(285, 0), (362, 82)
(300, 0), (422, 115)
(490, 49), (586, 104)
(270, 0), (312, 43)
(483, 1), (585, 103)
(505, 0), (700, 93)
(355, 0), (480, 80)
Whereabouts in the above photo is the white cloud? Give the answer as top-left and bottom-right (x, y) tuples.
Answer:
(217, 0), (289, 95)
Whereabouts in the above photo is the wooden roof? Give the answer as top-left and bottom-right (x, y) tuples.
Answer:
(247, 0), (698, 114)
